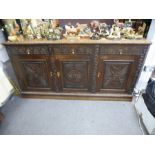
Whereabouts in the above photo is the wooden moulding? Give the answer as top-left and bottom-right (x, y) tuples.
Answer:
(21, 91), (132, 102)
(3, 39), (151, 45)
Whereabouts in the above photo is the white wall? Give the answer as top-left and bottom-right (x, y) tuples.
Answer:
(135, 19), (155, 91)
(0, 30), (9, 63)
(0, 30), (13, 106)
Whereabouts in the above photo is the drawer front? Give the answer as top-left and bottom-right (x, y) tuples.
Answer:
(6, 45), (49, 55)
(53, 45), (94, 55)
(100, 45), (147, 55)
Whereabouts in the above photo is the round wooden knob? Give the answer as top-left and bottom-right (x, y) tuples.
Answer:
(72, 48), (75, 55)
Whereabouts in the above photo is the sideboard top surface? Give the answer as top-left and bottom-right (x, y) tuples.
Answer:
(3, 39), (151, 45)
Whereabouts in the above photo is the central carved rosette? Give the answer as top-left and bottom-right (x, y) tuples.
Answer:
(65, 69), (83, 83)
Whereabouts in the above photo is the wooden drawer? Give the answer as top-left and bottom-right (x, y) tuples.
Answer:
(53, 45), (94, 55)
(100, 44), (147, 55)
(6, 45), (49, 55)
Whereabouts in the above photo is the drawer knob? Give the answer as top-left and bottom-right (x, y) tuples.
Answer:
(50, 72), (53, 77)
(97, 72), (101, 78)
(57, 72), (60, 78)
(27, 49), (30, 54)
(119, 49), (123, 55)
(72, 48), (75, 55)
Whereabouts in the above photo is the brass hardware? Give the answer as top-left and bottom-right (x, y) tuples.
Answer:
(50, 72), (53, 77)
(72, 48), (75, 55)
(27, 49), (30, 55)
(97, 72), (101, 78)
(119, 49), (123, 55)
(57, 72), (60, 78)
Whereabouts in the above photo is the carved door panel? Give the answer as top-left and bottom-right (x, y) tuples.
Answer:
(97, 55), (138, 93)
(13, 56), (52, 91)
(54, 55), (91, 92)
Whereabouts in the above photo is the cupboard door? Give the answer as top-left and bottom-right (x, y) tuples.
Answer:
(54, 55), (91, 91)
(13, 56), (52, 91)
(97, 55), (138, 93)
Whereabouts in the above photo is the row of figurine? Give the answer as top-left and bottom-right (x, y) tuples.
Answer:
(1, 19), (145, 42)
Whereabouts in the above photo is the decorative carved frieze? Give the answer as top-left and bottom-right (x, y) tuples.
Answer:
(53, 45), (94, 55)
(7, 45), (49, 55)
(100, 45), (147, 55)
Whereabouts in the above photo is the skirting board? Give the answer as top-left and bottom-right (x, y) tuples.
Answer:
(21, 91), (132, 101)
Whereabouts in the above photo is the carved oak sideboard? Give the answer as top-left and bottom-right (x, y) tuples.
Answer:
(3, 39), (151, 101)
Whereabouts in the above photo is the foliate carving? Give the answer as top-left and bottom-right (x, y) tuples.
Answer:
(100, 45), (147, 55)
(62, 61), (88, 88)
(53, 45), (94, 54)
(7, 45), (49, 55)
(49, 58), (60, 91)
(5, 43), (150, 95)
(91, 45), (100, 92)
(22, 61), (49, 88)
(102, 62), (130, 89)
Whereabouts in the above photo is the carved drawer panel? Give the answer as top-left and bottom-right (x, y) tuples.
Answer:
(53, 45), (94, 55)
(100, 45), (147, 55)
(7, 45), (49, 55)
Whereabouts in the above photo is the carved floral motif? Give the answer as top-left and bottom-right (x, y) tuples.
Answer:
(62, 61), (88, 88)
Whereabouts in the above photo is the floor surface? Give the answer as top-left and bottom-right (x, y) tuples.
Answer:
(0, 96), (142, 135)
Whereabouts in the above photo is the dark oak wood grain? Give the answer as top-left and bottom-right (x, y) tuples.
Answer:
(4, 39), (151, 101)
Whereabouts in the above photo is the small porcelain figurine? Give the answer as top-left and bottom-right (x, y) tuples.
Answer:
(107, 25), (121, 39)
(63, 22), (80, 39)
(3, 19), (22, 42)
(20, 19), (35, 40)
(90, 20), (100, 40)
(47, 26), (63, 40)
(114, 19), (124, 28)
(122, 27), (136, 39)
(99, 23), (110, 38)
(134, 26), (144, 39)
(124, 19), (132, 28)
(77, 24), (91, 39)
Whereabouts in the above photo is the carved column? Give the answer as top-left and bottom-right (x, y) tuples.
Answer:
(90, 45), (100, 93)
(129, 45), (149, 93)
(48, 45), (60, 92)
